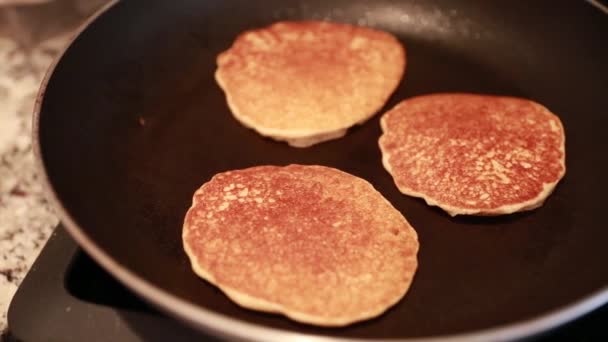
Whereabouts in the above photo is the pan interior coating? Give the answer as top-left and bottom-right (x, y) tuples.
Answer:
(35, 0), (608, 339)
(182, 165), (419, 326)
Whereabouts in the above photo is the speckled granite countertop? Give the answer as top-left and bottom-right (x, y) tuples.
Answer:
(0, 2), (108, 334)
(0, 33), (66, 333)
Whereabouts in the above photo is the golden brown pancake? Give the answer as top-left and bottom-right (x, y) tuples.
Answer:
(182, 165), (419, 326)
(379, 94), (566, 216)
(215, 21), (406, 147)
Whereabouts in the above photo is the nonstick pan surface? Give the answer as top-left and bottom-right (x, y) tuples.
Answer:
(34, 0), (608, 340)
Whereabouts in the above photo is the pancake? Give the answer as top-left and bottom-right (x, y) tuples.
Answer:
(379, 94), (566, 216)
(182, 165), (419, 326)
(215, 21), (406, 147)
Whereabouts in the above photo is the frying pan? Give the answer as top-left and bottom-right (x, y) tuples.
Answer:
(34, 0), (608, 340)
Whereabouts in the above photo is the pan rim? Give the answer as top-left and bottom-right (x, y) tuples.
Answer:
(32, 1), (608, 340)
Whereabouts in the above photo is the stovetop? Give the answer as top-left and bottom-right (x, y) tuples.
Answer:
(7, 226), (214, 342)
(6, 226), (608, 341)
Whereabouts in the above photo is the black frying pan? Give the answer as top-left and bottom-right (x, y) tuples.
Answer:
(34, 0), (608, 340)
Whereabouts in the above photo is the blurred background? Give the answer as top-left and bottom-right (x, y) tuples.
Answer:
(0, 0), (108, 333)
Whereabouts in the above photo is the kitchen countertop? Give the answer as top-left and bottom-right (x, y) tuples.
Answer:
(0, 33), (67, 333)
(0, 1), (108, 334)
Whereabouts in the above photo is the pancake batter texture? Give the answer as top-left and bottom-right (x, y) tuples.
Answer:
(216, 21), (406, 147)
(379, 93), (566, 216)
(183, 165), (419, 326)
